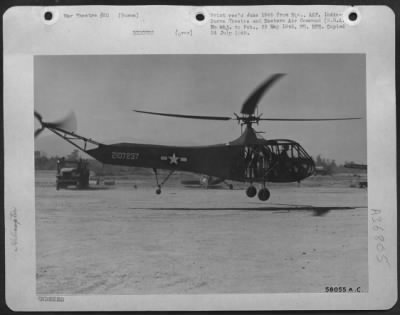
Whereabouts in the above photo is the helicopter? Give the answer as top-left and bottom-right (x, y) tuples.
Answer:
(35, 73), (359, 201)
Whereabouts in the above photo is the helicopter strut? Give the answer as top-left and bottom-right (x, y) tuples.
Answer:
(153, 168), (175, 194)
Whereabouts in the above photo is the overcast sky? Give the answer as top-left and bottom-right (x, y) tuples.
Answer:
(35, 54), (366, 164)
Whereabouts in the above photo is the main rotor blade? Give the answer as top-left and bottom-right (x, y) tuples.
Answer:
(241, 74), (286, 115)
(258, 117), (361, 121)
(134, 110), (232, 121)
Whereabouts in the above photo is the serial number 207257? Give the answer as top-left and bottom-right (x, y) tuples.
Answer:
(111, 152), (139, 160)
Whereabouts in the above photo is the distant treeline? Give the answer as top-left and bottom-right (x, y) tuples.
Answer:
(314, 155), (337, 174)
(35, 150), (362, 176)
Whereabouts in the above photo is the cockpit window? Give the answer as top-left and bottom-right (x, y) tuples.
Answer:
(264, 141), (312, 161)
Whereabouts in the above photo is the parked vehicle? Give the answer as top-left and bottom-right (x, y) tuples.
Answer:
(56, 158), (90, 190)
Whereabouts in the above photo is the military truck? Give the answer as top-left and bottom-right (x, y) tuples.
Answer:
(56, 158), (90, 190)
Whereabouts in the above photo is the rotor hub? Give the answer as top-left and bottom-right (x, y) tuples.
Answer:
(235, 114), (262, 127)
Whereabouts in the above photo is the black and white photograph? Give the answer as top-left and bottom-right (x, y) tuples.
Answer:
(34, 54), (367, 294)
(4, 5), (396, 311)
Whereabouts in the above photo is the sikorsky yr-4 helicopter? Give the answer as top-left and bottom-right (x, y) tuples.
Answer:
(35, 74), (359, 201)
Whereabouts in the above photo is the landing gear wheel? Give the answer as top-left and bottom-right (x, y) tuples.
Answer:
(156, 187), (162, 195)
(258, 188), (270, 201)
(246, 185), (257, 198)
(228, 184), (233, 190)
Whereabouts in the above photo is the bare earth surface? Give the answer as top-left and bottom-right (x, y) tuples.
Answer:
(36, 171), (368, 294)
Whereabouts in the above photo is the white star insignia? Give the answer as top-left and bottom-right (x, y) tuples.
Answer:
(168, 153), (179, 165)
(160, 153), (188, 165)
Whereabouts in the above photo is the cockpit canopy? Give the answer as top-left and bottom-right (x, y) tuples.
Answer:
(243, 139), (315, 182)
(263, 139), (312, 160)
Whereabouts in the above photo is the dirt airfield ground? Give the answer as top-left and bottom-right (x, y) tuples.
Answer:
(36, 171), (367, 294)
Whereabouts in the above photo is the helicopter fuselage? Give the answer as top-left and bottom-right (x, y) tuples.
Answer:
(86, 127), (315, 184)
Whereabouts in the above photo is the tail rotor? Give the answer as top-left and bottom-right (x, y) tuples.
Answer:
(34, 111), (45, 138)
(34, 111), (77, 138)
